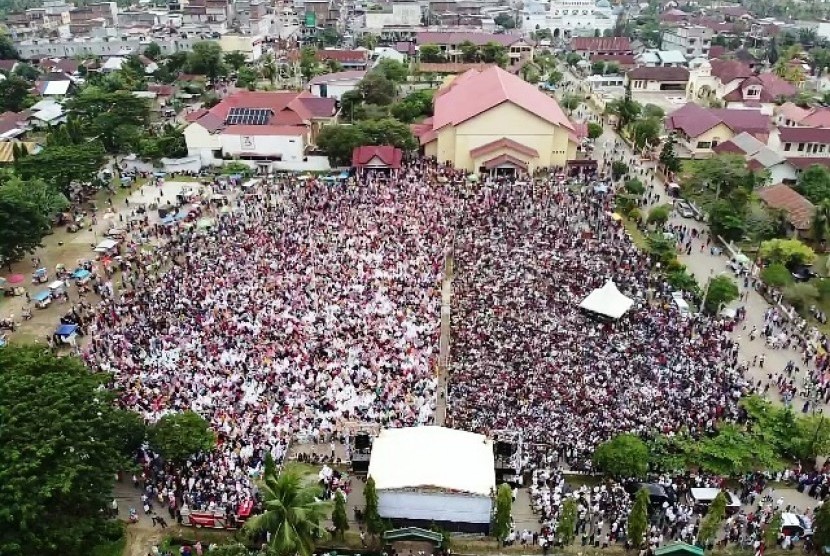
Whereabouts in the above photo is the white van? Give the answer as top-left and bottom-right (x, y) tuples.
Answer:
(689, 488), (741, 515)
(781, 512), (813, 537)
(671, 291), (691, 317)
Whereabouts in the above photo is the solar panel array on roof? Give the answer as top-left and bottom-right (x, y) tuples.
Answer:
(226, 107), (271, 125)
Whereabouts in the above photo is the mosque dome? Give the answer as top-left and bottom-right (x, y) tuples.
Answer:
(595, 0), (611, 8)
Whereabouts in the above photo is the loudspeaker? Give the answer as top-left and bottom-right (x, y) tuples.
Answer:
(355, 433), (371, 450)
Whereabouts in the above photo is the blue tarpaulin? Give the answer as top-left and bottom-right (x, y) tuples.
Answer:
(71, 269), (91, 280)
(160, 215), (175, 225)
(174, 210), (190, 221)
(55, 324), (78, 337)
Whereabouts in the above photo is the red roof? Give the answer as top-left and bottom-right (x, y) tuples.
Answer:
(757, 183), (814, 230)
(0, 111), (26, 135)
(590, 54), (637, 67)
(665, 103), (769, 138)
(415, 31), (524, 48)
(710, 59), (753, 83)
(315, 49), (368, 63)
(722, 73), (797, 103)
(431, 66), (573, 133)
(570, 37), (631, 52)
(0, 59), (17, 72)
(712, 140), (744, 155)
(469, 137), (539, 159)
(708, 45), (726, 59)
(627, 66), (689, 81)
(482, 153), (528, 169)
(189, 90), (335, 128)
(779, 126), (830, 144)
(148, 83), (176, 97)
(352, 145), (403, 168)
(785, 157), (830, 170)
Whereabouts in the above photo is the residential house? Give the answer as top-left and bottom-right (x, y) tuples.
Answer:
(315, 49), (370, 70)
(757, 183), (815, 238)
(625, 66), (689, 92)
(413, 65), (577, 174)
(570, 36), (632, 57)
(771, 127), (830, 158)
(28, 99), (66, 127)
(0, 60), (19, 74)
(589, 54), (636, 71)
(775, 102), (830, 128)
(183, 90), (337, 171)
(662, 25), (713, 59)
(0, 111), (30, 140)
(415, 32), (535, 66)
(308, 70), (366, 100)
(351, 145), (403, 171)
(722, 73), (797, 113)
(664, 102), (770, 157)
(686, 58), (753, 105)
(712, 131), (795, 184)
(39, 58), (80, 76)
(636, 49), (688, 67)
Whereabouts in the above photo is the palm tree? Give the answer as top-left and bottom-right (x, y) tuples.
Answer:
(261, 53), (277, 87)
(245, 458), (331, 556)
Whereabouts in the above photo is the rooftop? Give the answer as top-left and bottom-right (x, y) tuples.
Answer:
(757, 183), (814, 231)
(627, 66), (689, 81)
(415, 31), (526, 47)
(570, 36), (632, 52)
(665, 103), (769, 138)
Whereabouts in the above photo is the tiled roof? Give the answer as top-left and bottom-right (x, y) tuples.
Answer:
(148, 83), (176, 97)
(416, 31), (524, 47)
(708, 45), (726, 59)
(712, 140), (745, 155)
(187, 91), (335, 133)
(482, 153), (528, 169)
(352, 145), (403, 168)
(627, 66), (689, 81)
(710, 58), (753, 83)
(0, 111), (27, 136)
(431, 66), (573, 132)
(785, 157), (830, 170)
(308, 70), (366, 85)
(570, 37), (632, 52)
(778, 102), (810, 124)
(779, 126), (830, 144)
(315, 49), (368, 63)
(757, 183), (815, 230)
(590, 54), (636, 66)
(417, 62), (493, 74)
(0, 141), (35, 162)
(665, 103), (769, 137)
(0, 59), (17, 72)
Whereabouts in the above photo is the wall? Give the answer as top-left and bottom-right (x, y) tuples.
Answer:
(220, 132), (305, 161)
(687, 122), (733, 155)
(219, 34), (263, 61)
(378, 491), (492, 526)
(184, 122), (222, 166)
(449, 102), (575, 170)
(309, 81), (359, 100)
(16, 34), (205, 59)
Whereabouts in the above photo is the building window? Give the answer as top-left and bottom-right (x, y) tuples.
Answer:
(784, 143), (791, 151)
(696, 141), (711, 149)
(798, 143), (805, 152)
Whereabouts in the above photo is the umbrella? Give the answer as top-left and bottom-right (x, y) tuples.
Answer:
(197, 217), (215, 229)
(6, 274), (25, 285)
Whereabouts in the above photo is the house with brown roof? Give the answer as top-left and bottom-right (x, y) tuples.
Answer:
(413, 65), (577, 174)
(664, 102), (771, 158)
(771, 127), (830, 159)
(775, 102), (830, 129)
(712, 131), (795, 184)
(686, 58), (753, 106)
(625, 66), (689, 92)
(183, 90), (338, 171)
(570, 37), (632, 57)
(352, 145), (403, 172)
(415, 32), (534, 65)
(757, 183), (815, 237)
(315, 49), (370, 70)
(589, 54), (636, 71)
(722, 73), (797, 113)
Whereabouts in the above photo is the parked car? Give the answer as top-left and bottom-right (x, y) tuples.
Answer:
(675, 200), (695, 219)
(781, 512), (813, 538)
(791, 266), (817, 282)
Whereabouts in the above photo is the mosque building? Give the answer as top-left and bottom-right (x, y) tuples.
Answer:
(522, 0), (618, 39)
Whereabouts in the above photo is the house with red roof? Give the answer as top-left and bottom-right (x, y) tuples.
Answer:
(415, 32), (534, 65)
(770, 127), (830, 159)
(775, 102), (830, 129)
(686, 58), (753, 106)
(664, 103), (771, 158)
(722, 73), (797, 113)
(183, 90), (338, 170)
(315, 49), (369, 70)
(352, 145), (403, 172)
(413, 65), (576, 174)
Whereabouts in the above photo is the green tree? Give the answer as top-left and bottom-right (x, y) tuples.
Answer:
(143, 42), (162, 60)
(419, 44), (445, 63)
(374, 58), (408, 82)
(708, 200), (747, 242)
(783, 282), (820, 310)
(647, 204), (671, 228)
(605, 82), (641, 131)
(812, 199), (830, 244)
(0, 346), (140, 556)
(67, 89), (150, 154)
(0, 34), (18, 59)
(15, 142), (106, 196)
(592, 434), (649, 478)
(224, 50), (247, 70)
(647, 232), (678, 264)
(612, 160), (629, 180)
(245, 458), (331, 556)
(631, 117), (661, 150)
(261, 52), (277, 87)
(587, 122), (603, 140)
(299, 47), (318, 81)
(759, 237), (816, 266)
(797, 164), (830, 204)
(358, 118), (417, 151)
(765, 512), (782, 547)
(12, 62), (39, 81)
(624, 178), (645, 196)
(459, 40), (480, 63)
(556, 497), (578, 545)
(332, 490), (349, 539)
(236, 66), (259, 89)
(359, 33), (379, 50)
(704, 275), (739, 313)
(148, 410), (214, 463)
(697, 492), (727, 547)
(560, 93), (581, 112)
(0, 76), (31, 112)
(814, 499), (830, 552)
(494, 13), (516, 28)
(186, 41), (225, 82)
(642, 103), (665, 119)
(547, 69), (563, 86)
(0, 179), (52, 263)
(591, 60), (607, 75)
(659, 135), (681, 175)
(481, 42), (508, 67)
(667, 268), (699, 294)
(363, 476), (383, 537)
(565, 52), (582, 67)
(688, 423), (782, 475)
(318, 27), (341, 47)
(627, 488), (650, 549)
(492, 483), (513, 545)
(761, 263), (794, 287)
(317, 124), (367, 165)
(358, 72), (397, 106)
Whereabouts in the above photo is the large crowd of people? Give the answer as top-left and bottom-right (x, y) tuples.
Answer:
(446, 180), (749, 469)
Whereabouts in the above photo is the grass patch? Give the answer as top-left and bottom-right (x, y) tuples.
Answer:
(622, 217), (648, 250)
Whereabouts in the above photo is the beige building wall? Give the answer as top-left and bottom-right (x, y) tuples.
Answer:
(434, 102), (575, 171)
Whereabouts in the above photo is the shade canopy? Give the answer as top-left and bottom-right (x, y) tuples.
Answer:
(579, 280), (634, 319)
(368, 426), (495, 497)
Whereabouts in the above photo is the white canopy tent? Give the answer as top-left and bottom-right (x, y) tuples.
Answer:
(579, 280), (634, 319)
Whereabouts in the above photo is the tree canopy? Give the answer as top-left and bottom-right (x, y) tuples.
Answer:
(592, 433), (649, 478)
(704, 275), (739, 313)
(759, 238), (816, 267)
(0, 345), (145, 556)
(0, 175), (67, 264)
(492, 483), (513, 544)
(148, 410), (214, 463)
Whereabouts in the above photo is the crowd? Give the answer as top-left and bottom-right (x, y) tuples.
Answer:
(445, 180), (751, 469)
(85, 166), (459, 516)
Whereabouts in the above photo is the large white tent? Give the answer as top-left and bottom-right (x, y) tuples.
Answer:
(578, 280), (634, 319)
(368, 426), (495, 532)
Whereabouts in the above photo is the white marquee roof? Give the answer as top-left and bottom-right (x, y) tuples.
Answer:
(368, 426), (496, 497)
(579, 280), (634, 319)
